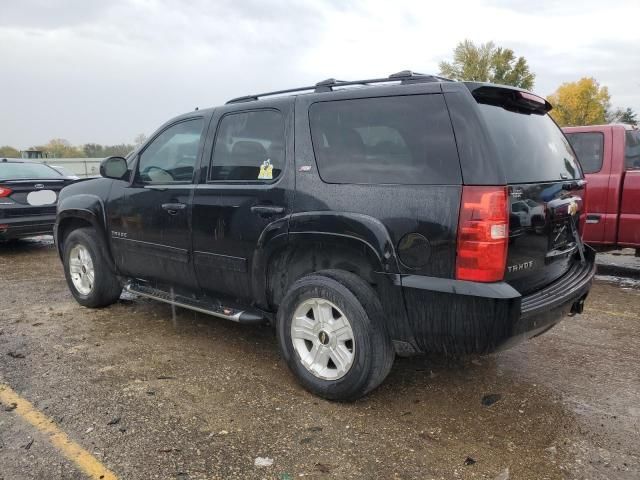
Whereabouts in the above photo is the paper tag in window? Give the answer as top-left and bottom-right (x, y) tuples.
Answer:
(258, 159), (273, 180)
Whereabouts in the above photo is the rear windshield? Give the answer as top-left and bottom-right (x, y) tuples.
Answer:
(565, 132), (604, 174)
(626, 130), (640, 170)
(0, 162), (63, 180)
(309, 94), (461, 185)
(477, 105), (582, 183)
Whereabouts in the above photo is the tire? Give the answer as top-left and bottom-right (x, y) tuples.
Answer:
(62, 228), (122, 308)
(277, 269), (394, 401)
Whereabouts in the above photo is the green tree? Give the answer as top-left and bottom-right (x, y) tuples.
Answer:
(608, 107), (638, 126)
(547, 78), (611, 127)
(83, 143), (105, 158)
(103, 144), (135, 157)
(438, 40), (535, 90)
(0, 145), (20, 158)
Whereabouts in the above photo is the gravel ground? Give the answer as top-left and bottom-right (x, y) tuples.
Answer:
(1, 237), (639, 479)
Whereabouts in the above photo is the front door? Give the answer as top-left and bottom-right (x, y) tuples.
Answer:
(191, 102), (294, 302)
(108, 117), (206, 291)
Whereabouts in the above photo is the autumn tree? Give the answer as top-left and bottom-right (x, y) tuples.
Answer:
(547, 78), (611, 127)
(438, 40), (535, 90)
(0, 145), (20, 158)
(33, 138), (85, 158)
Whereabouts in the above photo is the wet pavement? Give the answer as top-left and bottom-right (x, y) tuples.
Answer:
(1, 237), (639, 479)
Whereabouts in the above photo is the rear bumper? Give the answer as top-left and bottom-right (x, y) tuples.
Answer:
(0, 215), (56, 240)
(398, 247), (596, 354)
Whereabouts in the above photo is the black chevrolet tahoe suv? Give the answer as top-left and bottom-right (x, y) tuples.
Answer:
(55, 71), (595, 401)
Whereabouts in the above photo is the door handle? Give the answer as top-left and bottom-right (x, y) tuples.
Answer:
(585, 214), (601, 224)
(161, 202), (186, 215)
(251, 205), (285, 216)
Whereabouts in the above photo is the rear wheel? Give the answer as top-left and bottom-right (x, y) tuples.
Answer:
(63, 228), (121, 308)
(277, 270), (394, 401)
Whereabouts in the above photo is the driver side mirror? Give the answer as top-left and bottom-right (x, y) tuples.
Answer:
(100, 156), (129, 180)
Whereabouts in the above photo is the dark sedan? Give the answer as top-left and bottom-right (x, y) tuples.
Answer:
(0, 159), (76, 241)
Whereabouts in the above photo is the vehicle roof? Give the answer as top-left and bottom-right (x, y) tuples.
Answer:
(563, 123), (639, 132)
(161, 72), (548, 131)
(0, 158), (39, 163)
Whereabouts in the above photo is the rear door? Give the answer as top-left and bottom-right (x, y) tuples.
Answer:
(449, 84), (587, 294)
(564, 128), (610, 245)
(191, 99), (294, 301)
(618, 128), (640, 247)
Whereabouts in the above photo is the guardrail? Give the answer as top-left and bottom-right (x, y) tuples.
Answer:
(42, 158), (103, 178)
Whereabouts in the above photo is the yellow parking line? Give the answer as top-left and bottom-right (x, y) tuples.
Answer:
(0, 383), (118, 480)
(588, 308), (640, 319)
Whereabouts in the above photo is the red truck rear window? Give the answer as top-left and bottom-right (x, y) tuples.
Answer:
(565, 132), (604, 174)
(626, 130), (640, 170)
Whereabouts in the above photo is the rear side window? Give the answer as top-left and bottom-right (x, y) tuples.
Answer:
(309, 95), (461, 185)
(565, 132), (604, 174)
(210, 110), (285, 182)
(477, 105), (582, 183)
(625, 130), (640, 170)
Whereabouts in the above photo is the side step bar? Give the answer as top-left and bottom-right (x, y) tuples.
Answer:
(125, 282), (266, 325)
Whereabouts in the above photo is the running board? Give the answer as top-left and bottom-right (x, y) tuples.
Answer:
(125, 282), (266, 325)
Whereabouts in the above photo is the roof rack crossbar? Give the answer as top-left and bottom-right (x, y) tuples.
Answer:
(226, 70), (454, 104)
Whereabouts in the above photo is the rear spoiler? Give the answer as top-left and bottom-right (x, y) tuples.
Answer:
(464, 83), (552, 115)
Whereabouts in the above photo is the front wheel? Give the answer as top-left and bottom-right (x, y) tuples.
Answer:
(63, 228), (122, 308)
(277, 270), (394, 401)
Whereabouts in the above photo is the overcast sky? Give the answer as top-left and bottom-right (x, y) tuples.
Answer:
(1, 0), (639, 149)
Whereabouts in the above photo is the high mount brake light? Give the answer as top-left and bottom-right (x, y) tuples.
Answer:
(0, 186), (12, 198)
(518, 91), (546, 105)
(456, 186), (509, 282)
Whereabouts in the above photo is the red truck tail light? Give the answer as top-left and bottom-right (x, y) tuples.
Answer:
(0, 186), (12, 197)
(456, 186), (509, 282)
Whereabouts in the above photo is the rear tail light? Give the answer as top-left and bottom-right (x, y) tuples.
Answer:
(0, 186), (12, 197)
(456, 186), (509, 282)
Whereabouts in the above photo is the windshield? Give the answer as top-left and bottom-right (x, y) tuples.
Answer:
(477, 104), (582, 183)
(0, 162), (63, 180)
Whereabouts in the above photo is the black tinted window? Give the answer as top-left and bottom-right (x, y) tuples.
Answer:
(477, 105), (582, 182)
(309, 95), (461, 185)
(210, 110), (285, 182)
(625, 130), (640, 170)
(565, 132), (604, 174)
(138, 119), (203, 184)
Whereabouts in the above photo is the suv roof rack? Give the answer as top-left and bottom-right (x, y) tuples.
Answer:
(226, 70), (454, 104)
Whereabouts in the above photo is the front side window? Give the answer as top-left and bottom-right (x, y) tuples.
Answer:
(309, 95), (461, 185)
(565, 132), (604, 174)
(625, 130), (640, 170)
(137, 118), (204, 184)
(210, 110), (285, 182)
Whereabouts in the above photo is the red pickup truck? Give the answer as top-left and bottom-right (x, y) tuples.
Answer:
(563, 124), (640, 255)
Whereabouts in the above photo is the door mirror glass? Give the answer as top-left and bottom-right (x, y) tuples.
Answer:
(100, 156), (128, 179)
